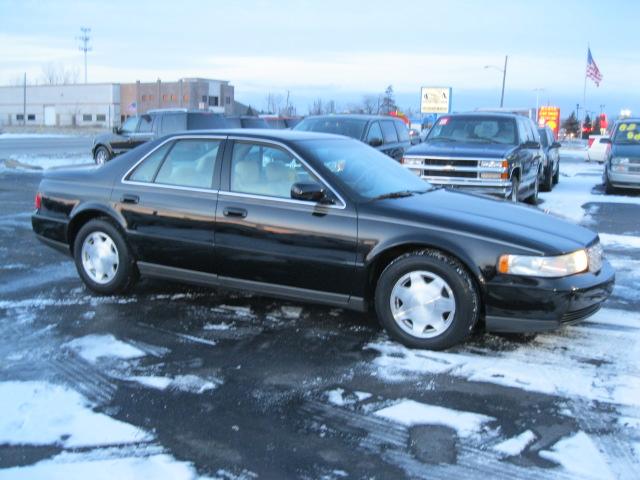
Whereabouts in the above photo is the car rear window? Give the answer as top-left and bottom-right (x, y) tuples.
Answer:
(187, 113), (228, 130)
(394, 121), (410, 142)
(380, 121), (398, 144)
(160, 113), (187, 135)
(241, 118), (269, 128)
(294, 118), (367, 140)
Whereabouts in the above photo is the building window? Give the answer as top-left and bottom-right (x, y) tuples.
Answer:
(142, 95), (148, 101)
(170, 94), (176, 101)
(83, 114), (92, 122)
(202, 95), (207, 103)
(27, 114), (36, 121)
(96, 114), (106, 122)
(16, 114), (24, 121)
(209, 96), (219, 107)
(226, 97), (231, 105)
(183, 94), (189, 102)
(148, 95), (154, 101)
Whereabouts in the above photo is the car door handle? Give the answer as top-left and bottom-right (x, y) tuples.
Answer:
(121, 194), (139, 204)
(223, 207), (247, 218)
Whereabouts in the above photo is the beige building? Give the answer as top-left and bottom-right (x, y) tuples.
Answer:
(120, 78), (234, 121)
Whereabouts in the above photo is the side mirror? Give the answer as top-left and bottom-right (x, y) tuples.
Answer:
(113, 126), (121, 134)
(368, 137), (383, 147)
(600, 137), (612, 144)
(523, 141), (541, 149)
(551, 141), (562, 149)
(291, 182), (327, 202)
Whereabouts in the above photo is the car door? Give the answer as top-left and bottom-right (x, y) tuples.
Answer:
(111, 116), (139, 153)
(393, 120), (411, 156)
(380, 120), (402, 160)
(113, 136), (224, 273)
(215, 138), (358, 299)
(365, 121), (384, 150)
(129, 114), (156, 148)
(515, 117), (537, 195)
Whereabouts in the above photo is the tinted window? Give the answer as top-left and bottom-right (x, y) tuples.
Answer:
(154, 139), (220, 188)
(121, 116), (138, 133)
(381, 121), (399, 143)
(187, 113), (229, 129)
(241, 118), (269, 128)
(428, 116), (518, 145)
(224, 117), (242, 128)
(265, 118), (287, 129)
(294, 117), (367, 140)
(527, 120), (540, 143)
(160, 113), (186, 135)
(138, 115), (153, 133)
(537, 128), (549, 147)
(295, 138), (430, 201)
(230, 142), (319, 199)
(516, 118), (529, 143)
(613, 121), (640, 144)
(128, 142), (172, 182)
(394, 121), (410, 142)
(366, 122), (383, 143)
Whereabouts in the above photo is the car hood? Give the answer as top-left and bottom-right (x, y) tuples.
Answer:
(406, 141), (516, 159)
(611, 144), (640, 157)
(366, 188), (597, 255)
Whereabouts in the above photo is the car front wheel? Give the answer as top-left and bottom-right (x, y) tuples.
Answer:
(73, 219), (138, 294)
(374, 250), (479, 350)
(94, 146), (111, 165)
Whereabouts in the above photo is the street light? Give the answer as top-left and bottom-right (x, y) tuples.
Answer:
(533, 88), (545, 122)
(484, 55), (508, 108)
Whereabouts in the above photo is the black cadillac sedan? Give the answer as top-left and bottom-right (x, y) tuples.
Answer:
(32, 130), (614, 350)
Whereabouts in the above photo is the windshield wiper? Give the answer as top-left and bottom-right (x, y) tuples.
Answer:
(370, 189), (428, 201)
(426, 136), (457, 142)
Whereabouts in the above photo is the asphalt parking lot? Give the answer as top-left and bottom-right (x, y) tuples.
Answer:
(0, 139), (639, 479)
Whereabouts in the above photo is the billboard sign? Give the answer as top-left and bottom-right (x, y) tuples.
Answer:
(538, 106), (560, 138)
(420, 87), (452, 114)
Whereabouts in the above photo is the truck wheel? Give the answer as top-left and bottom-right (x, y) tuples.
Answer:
(510, 176), (520, 202)
(526, 174), (539, 205)
(94, 146), (111, 165)
(604, 171), (616, 195)
(553, 162), (560, 184)
(541, 165), (553, 192)
(374, 250), (479, 350)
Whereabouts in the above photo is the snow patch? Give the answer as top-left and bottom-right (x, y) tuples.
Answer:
(64, 334), (146, 363)
(539, 431), (614, 480)
(0, 381), (151, 447)
(170, 374), (220, 394)
(374, 399), (494, 438)
(203, 322), (232, 331)
(130, 376), (173, 390)
(599, 233), (640, 250)
(492, 430), (537, 456)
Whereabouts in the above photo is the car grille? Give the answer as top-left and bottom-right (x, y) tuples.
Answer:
(561, 304), (601, 323)
(424, 170), (478, 178)
(419, 158), (480, 179)
(423, 158), (479, 167)
(588, 242), (603, 273)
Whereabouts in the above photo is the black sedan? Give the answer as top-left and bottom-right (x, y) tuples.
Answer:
(32, 130), (614, 350)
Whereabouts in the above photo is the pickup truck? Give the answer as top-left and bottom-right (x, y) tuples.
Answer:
(401, 112), (543, 203)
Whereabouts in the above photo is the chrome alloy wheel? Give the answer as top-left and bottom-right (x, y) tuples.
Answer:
(389, 271), (456, 339)
(95, 148), (108, 165)
(81, 231), (119, 284)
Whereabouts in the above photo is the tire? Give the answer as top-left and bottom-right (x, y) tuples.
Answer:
(374, 250), (480, 350)
(553, 162), (560, 184)
(526, 174), (539, 205)
(541, 165), (553, 192)
(604, 171), (616, 195)
(73, 219), (138, 294)
(94, 146), (111, 165)
(510, 176), (520, 203)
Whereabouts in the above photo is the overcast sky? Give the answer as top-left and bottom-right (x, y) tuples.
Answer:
(1, 0), (638, 117)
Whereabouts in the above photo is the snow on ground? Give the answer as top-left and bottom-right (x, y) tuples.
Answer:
(600, 233), (640, 249)
(64, 334), (147, 363)
(367, 307), (640, 406)
(1, 154), (93, 169)
(0, 133), (74, 139)
(492, 430), (537, 457)
(374, 399), (494, 438)
(539, 431), (615, 480)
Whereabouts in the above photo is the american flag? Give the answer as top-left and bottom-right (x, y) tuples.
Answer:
(586, 48), (602, 86)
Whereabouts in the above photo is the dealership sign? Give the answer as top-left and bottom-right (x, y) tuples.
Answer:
(420, 87), (452, 114)
(538, 106), (560, 138)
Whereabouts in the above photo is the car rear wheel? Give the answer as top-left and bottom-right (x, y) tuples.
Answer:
(73, 219), (138, 294)
(604, 171), (616, 195)
(374, 250), (479, 350)
(553, 162), (560, 184)
(526, 174), (539, 205)
(541, 165), (553, 192)
(94, 146), (111, 165)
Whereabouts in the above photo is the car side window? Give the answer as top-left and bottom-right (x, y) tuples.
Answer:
(366, 122), (383, 143)
(128, 142), (173, 183)
(381, 121), (399, 144)
(394, 121), (410, 142)
(516, 118), (529, 144)
(528, 121), (540, 143)
(121, 116), (139, 134)
(230, 142), (322, 199)
(137, 115), (153, 133)
(153, 139), (220, 188)
(160, 113), (186, 135)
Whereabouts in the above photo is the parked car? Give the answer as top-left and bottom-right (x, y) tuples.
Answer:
(602, 118), (640, 193)
(262, 117), (303, 129)
(92, 109), (228, 164)
(537, 126), (561, 191)
(408, 128), (422, 145)
(587, 134), (611, 163)
(224, 116), (270, 129)
(402, 113), (543, 203)
(294, 114), (411, 161)
(32, 130), (613, 350)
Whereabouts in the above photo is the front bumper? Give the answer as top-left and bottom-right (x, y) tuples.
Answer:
(483, 260), (615, 333)
(424, 179), (512, 198)
(607, 169), (640, 189)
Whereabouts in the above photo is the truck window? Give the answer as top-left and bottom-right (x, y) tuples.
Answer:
(138, 115), (153, 133)
(381, 121), (398, 144)
(160, 113), (186, 135)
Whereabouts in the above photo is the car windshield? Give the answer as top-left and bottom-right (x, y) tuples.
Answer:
(294, 118), (368, 140)
(426, 116), (518, 145)
(294, 138), (431, 201)
(613, 121), (640, 144)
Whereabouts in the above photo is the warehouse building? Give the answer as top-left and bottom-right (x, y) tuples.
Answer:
(0, 83), (120, 127)
(120, 78), (234, 120)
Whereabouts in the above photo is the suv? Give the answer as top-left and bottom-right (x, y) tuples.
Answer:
(293, 114), (411, 161)
(537, 126), (561, 191)
(402, 113), (543, 203)
(602, 118), (640, 193)
(92, 110), (229, 164)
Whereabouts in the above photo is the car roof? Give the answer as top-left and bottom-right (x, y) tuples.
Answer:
(174, 128), (350, 142)
(301, 114), (402, 122)
(446, 112), (522, 119)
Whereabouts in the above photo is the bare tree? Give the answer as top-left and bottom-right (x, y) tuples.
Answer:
(362, 95), (381, 114)
(325, 100), (336, 114)
(381, 85), (396, 114)
(309, 98), (323, 115)
(40, 62), (80, 85)
(265, 92), (284, 115)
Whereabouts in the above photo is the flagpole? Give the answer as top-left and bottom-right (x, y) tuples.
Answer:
(582, 45), (589, 138)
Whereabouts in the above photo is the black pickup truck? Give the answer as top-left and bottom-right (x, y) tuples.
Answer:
(91, 111), (272, 164)
(401, 113), (543, 203)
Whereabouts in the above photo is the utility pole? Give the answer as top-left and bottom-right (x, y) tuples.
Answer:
(23, 73), (26, 126)
(500, 55), (508, 108)
(77, 27), (92, 84)
(533, 88), (545, 122)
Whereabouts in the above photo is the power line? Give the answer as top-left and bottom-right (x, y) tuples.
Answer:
(77, 27), (92, 84)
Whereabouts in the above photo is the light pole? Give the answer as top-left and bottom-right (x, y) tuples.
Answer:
(484, 55), (508, 108)
(533, 88), (545, 122)
(77, 27), (92, 84)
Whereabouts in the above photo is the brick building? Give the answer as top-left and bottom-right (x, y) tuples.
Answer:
(120, 77), (234, 121)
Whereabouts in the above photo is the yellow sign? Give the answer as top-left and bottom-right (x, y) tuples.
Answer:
(420, 87), (452, 114)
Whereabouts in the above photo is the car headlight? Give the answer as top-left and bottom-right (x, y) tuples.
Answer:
(498, 249), (589, 277)
(611, 157), (629, 165)
(402, 157), (423, 166)
(480, 159), (508, 169)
